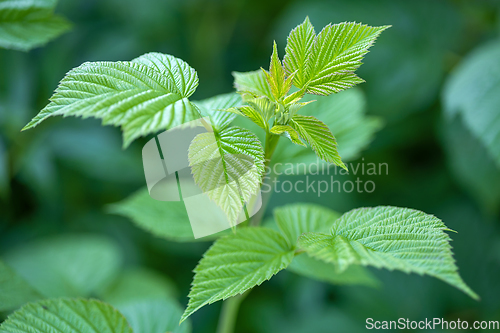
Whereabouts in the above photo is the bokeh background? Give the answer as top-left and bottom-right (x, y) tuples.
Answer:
(1, 0), (500, 331)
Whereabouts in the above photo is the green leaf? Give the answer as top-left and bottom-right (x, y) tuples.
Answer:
(188, 126), (264, 225)
(284, 18), (389, 95)
(272, 203), (379, 287)
(300, 89), (382, 160)
(442, 116), (500, 214)
(233, 70), (273, 101)
(288, 254), (380, 288)
(289, 114), (346, 170)
(297, 206), (479, 300)
(107, 186), (230, 242)
(263, 41), (292, 100)
(273, 203), (340, 246)
(181, 227), (294, 322)
(226, 106), (267, 131)
(3, 235), (122, 298)
(22, 52), (200, 147)
(116, 299), (191, 333)
(0, 298), (132, 333)
(101, 268), (177, 305)
(0, 138), (8, 199)
(225, 96), (275, 131)
(0, 260), (42, 311)
(283, 17), (316, 89)
(281, 1), (462, 119)
(270, 124), (305, 146)
(443, 41), (500, 167)
(107, 187), (196, 241)
(193, 92), (241, 131)
(272, 88), (381, 173)
(0, 0), (71, 51)
(102, 268), (191, 333)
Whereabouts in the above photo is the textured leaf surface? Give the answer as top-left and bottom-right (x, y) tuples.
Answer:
(284, 18), (389, 95)
(193, 92), (241, 131)
(288, 254), (380, 287)
(270, 125), (305, 146)
(272, 88), (381, 172)
(272, 203), (378, 287)
(297, 206), (478, 299)
(273, 203), (340, 246)
(283, 17), (316, 89)
(289, 114), (346, 169)
(23, 52), (200, 147)
(280, 1), (463, 119)
(3, 235), (121, 298)
(443, 41), (500, 167)
(0, 0), (71, 51)
(0, 260), (42, 311)
(233, 70), (273, 100)
(188, 126), (264, 225)
(181, 228), (294, 321)
(0, 298), (132, 333)
(263, 42), (292, 100)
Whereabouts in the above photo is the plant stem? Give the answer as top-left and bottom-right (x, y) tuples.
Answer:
(216, 131), (280, 333)
(250, 132), (280, 227)
(216, 291), (249, 333)
(264, 131), (280, 171)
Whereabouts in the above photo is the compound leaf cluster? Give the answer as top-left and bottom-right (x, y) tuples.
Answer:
(227, 18), (389, 170)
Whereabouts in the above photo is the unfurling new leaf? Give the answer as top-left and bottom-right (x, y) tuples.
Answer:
(284, 17), (390, 95)
(263, 41), (293, 101)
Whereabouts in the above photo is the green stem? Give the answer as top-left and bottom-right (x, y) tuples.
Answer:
(264, 131), (280, 170)
(250, 131), (280, 227)
(216, 291), (249, 333)
(216, 131), (280, 333)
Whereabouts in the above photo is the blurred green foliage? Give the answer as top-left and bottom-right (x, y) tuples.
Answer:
(1, 0), (500, 332)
